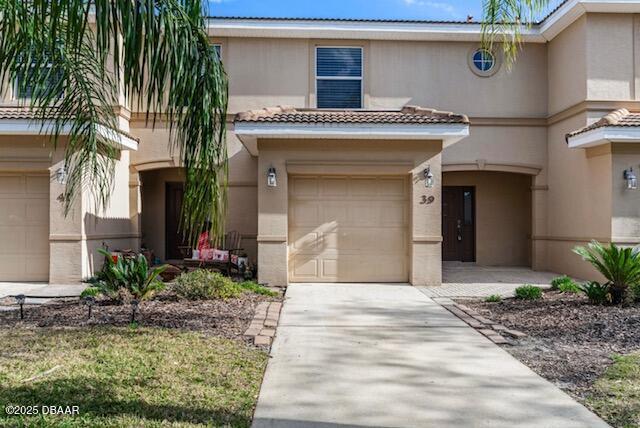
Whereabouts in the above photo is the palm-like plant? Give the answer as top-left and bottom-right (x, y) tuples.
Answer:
(0, 0), (228, 243)
(83, 249), (167, 301)
(573, 241), (640, 304)
(481, 0), (554, 68)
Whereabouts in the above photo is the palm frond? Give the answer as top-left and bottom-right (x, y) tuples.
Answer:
(0, 0), (228, 243)
(481, 0), (552, 69)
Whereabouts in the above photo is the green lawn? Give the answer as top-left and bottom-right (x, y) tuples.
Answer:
(587, 353), (640, 428)
(0, 327), (268, 427)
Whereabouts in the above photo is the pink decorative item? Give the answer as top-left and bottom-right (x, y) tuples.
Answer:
(200, 248), (215, 261)
(213, 249), (229, 262)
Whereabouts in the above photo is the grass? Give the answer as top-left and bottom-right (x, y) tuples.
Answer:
(237, 281), (278, 297)
(0, 327), (268, 427)
(514, 284), (542, 300)
(587, 353), (640, 428)
(484, 294), (502, 303)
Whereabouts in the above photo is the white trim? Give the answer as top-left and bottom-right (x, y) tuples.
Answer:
(208, 1), (640, 43)
(234, 122), (469, 155)
(0, 120), (138, 151)
(567, 126), (640, 148)
(208, 18), (544, 43)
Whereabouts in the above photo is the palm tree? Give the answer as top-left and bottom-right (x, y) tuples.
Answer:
(0, 0), (228, 244)
(481, 0), (554, 67)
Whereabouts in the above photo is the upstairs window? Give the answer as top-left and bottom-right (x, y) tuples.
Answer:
(212, 44), (222, 61)
(14, 53), (64, 100)
(316, 46), (362, 109)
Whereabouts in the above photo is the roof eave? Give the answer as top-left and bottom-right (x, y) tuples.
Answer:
(209, 1), (640, 43)
(567, 126), (640, 149)
(0, 119), (138, 151)
(234, 122), (469, 156)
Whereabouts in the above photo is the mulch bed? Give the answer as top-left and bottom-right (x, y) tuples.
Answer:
(458, 291), (640, 399)
(0, 291), (282, 344)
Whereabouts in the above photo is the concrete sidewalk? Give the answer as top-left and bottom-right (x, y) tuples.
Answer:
(253, 283), (608, 428)
(0, 282), (85, 306)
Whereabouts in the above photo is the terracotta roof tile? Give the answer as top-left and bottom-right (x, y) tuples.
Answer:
(566, 108), (640, 141)
(0, 107), (139, 142)
(235, 105), (469, 125)
(0, 107), (63, 120)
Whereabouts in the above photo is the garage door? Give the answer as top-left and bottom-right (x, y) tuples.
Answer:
(288, 175), (409, 282)
(0, 173), (49, 281)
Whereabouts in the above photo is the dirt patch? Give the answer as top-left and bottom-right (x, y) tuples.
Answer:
(0, 291), (282, 345)
(458, 291), (640, 400)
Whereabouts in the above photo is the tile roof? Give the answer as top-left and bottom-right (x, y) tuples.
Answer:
(209, 3), (571, 26)
(566, 109), (640, 140)
(209, 16), (482, 25)
(0, 107), (63, 120)
(0, 107), (139, 142)
(234, 106), (469, 125)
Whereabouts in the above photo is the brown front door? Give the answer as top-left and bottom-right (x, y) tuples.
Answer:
(165, 182), (187, 260)
(442, 186), (475, 262)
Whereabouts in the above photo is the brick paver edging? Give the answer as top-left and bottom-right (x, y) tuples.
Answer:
(437, 300), (527, 345)
(244, 301), (282, 347)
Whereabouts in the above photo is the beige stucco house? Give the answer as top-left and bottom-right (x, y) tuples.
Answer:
(3, 0), (640, 286)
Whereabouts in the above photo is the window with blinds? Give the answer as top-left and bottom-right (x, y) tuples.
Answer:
(316, 47), (363, 109)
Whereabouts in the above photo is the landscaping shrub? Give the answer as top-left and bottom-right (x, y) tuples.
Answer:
(173, 270), (242, 300)
(580, 281), (611, 305)
(237, 281), (278, 297)
(83, 249), (166, 301)
(574, 241), (640, 304)
(551, 275), (581, 293)
(484, 294), (502, 303)
(515, 285), (542, 300)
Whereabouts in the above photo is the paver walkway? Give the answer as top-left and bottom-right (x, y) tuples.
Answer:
(419, 263), (559, 298)
(253, 283), (608, 428)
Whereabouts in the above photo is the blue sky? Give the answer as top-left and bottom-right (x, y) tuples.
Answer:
(208, 0), (562, 22)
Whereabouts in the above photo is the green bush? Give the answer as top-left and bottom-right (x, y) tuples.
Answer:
(173, 270), (242, 300)
(580, 281), (611, 305)
(515, 285), (542, 300)
(551, 275), (581, 293)
(237, 281), (278, 297)
(574, 241), (640, 304)
(83, 249), (166, 301)
(484, 294), (502, 303)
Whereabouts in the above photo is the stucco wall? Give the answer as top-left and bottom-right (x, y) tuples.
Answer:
(368, 41), (547, 117)
(548, 16), (587, 115)
(543, 112), (612, 280)
(585, 14), (635, 102)
(611, 144), (640, 242)
(443, 171), (532, 267)
(256, 138), (443, 287)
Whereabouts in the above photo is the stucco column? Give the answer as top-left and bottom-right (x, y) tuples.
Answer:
(531, 172), (548, 271)
(410, 145), (442, 286)
(48, 152), (84, 283)
(257, 143), (289, 286)
(129, 170), (142, 249)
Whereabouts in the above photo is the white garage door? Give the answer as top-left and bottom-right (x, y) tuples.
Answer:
(288, 175), (409, 282)
(0, 173), (49, 281)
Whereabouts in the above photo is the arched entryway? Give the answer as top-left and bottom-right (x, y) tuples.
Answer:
(442, 170), (533, 267)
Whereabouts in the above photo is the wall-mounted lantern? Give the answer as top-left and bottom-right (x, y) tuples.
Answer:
(267, 167), (277, 187)
(55, 165), (67, 185)
(624, 168), (638, 190)
(424, 166), (434, 188)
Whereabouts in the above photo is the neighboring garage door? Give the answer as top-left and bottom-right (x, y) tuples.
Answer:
(0, 173), (49, 281)
(288, 175), (409, 282)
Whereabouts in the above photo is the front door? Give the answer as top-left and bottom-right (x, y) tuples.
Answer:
(165, 182), (187, 260)
(442, 186), (475, 262)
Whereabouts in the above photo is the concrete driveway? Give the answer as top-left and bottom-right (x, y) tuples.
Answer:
(253, 283), (608, 428)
